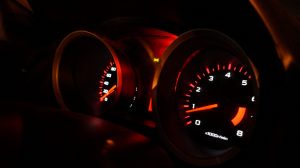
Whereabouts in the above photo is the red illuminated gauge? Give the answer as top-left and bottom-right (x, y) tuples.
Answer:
(98, 62), (117, 102)
(176, 49), (258, 150)
(52, 30), (136, 115)
(154, 29), (260, 166)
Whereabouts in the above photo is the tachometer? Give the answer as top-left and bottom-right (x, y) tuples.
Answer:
(153, 29), (260, 166)
(176, 49), (259, 150)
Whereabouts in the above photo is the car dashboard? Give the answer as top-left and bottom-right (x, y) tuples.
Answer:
(1, 0), (300, 168)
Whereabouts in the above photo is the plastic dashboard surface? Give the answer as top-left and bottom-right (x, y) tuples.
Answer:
(0, 0), (300, 168)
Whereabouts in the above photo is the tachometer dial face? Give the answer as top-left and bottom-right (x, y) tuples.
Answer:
(154, 29), (260, 166)
(176, 49), (258, 150)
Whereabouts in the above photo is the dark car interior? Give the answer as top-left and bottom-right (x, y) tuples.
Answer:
(1, 0), (300, 167)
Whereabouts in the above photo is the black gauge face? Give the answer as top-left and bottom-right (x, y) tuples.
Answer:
(53, 31), (137, 115)
(154, 29), (260, 166)
(176, 49), (258, 150)
(98, 61), (118, 110)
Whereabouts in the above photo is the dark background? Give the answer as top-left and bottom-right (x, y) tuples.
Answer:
(0, 0), (299, 168)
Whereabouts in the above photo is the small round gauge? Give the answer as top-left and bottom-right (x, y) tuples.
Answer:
(154, 29), (260, 166)
(52, 30), (136, 115)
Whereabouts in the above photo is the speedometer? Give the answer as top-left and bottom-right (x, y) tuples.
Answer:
(52, 30), (137, 116)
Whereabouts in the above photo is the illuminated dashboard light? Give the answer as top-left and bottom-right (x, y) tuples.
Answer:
(153, 58), (160, 63)
(231, 107), (246, 126)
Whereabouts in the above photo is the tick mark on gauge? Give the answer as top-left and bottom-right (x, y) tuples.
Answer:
(206, 67), (210, 74)
(184, 94), (191, 97)
(189, 83), (195, 88)
(185, 121), (192, 126)
(183, 105), (189, 108)
(228, 63), (232, 70)
(239, 66), (244, 72)
(185, 115), (190, 119)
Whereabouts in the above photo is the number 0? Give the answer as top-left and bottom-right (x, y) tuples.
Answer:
(195, 120), (201, 126)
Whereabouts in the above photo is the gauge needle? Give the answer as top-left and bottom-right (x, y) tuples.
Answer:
(186, 104), (218, 113)
(100, 85), (117, 102)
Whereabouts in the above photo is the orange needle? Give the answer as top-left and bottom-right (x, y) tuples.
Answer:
(186, 104), (218, 113)
(100, 85), (117, 102)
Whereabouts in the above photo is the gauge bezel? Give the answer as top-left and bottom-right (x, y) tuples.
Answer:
(153, 29), (260, 166)
(52, 30), (126, 114)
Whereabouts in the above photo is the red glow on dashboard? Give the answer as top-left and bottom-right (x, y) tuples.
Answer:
(143, 120), (156, 128)
(140, 28), (178, 59)
(148, 98), (153, 112)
